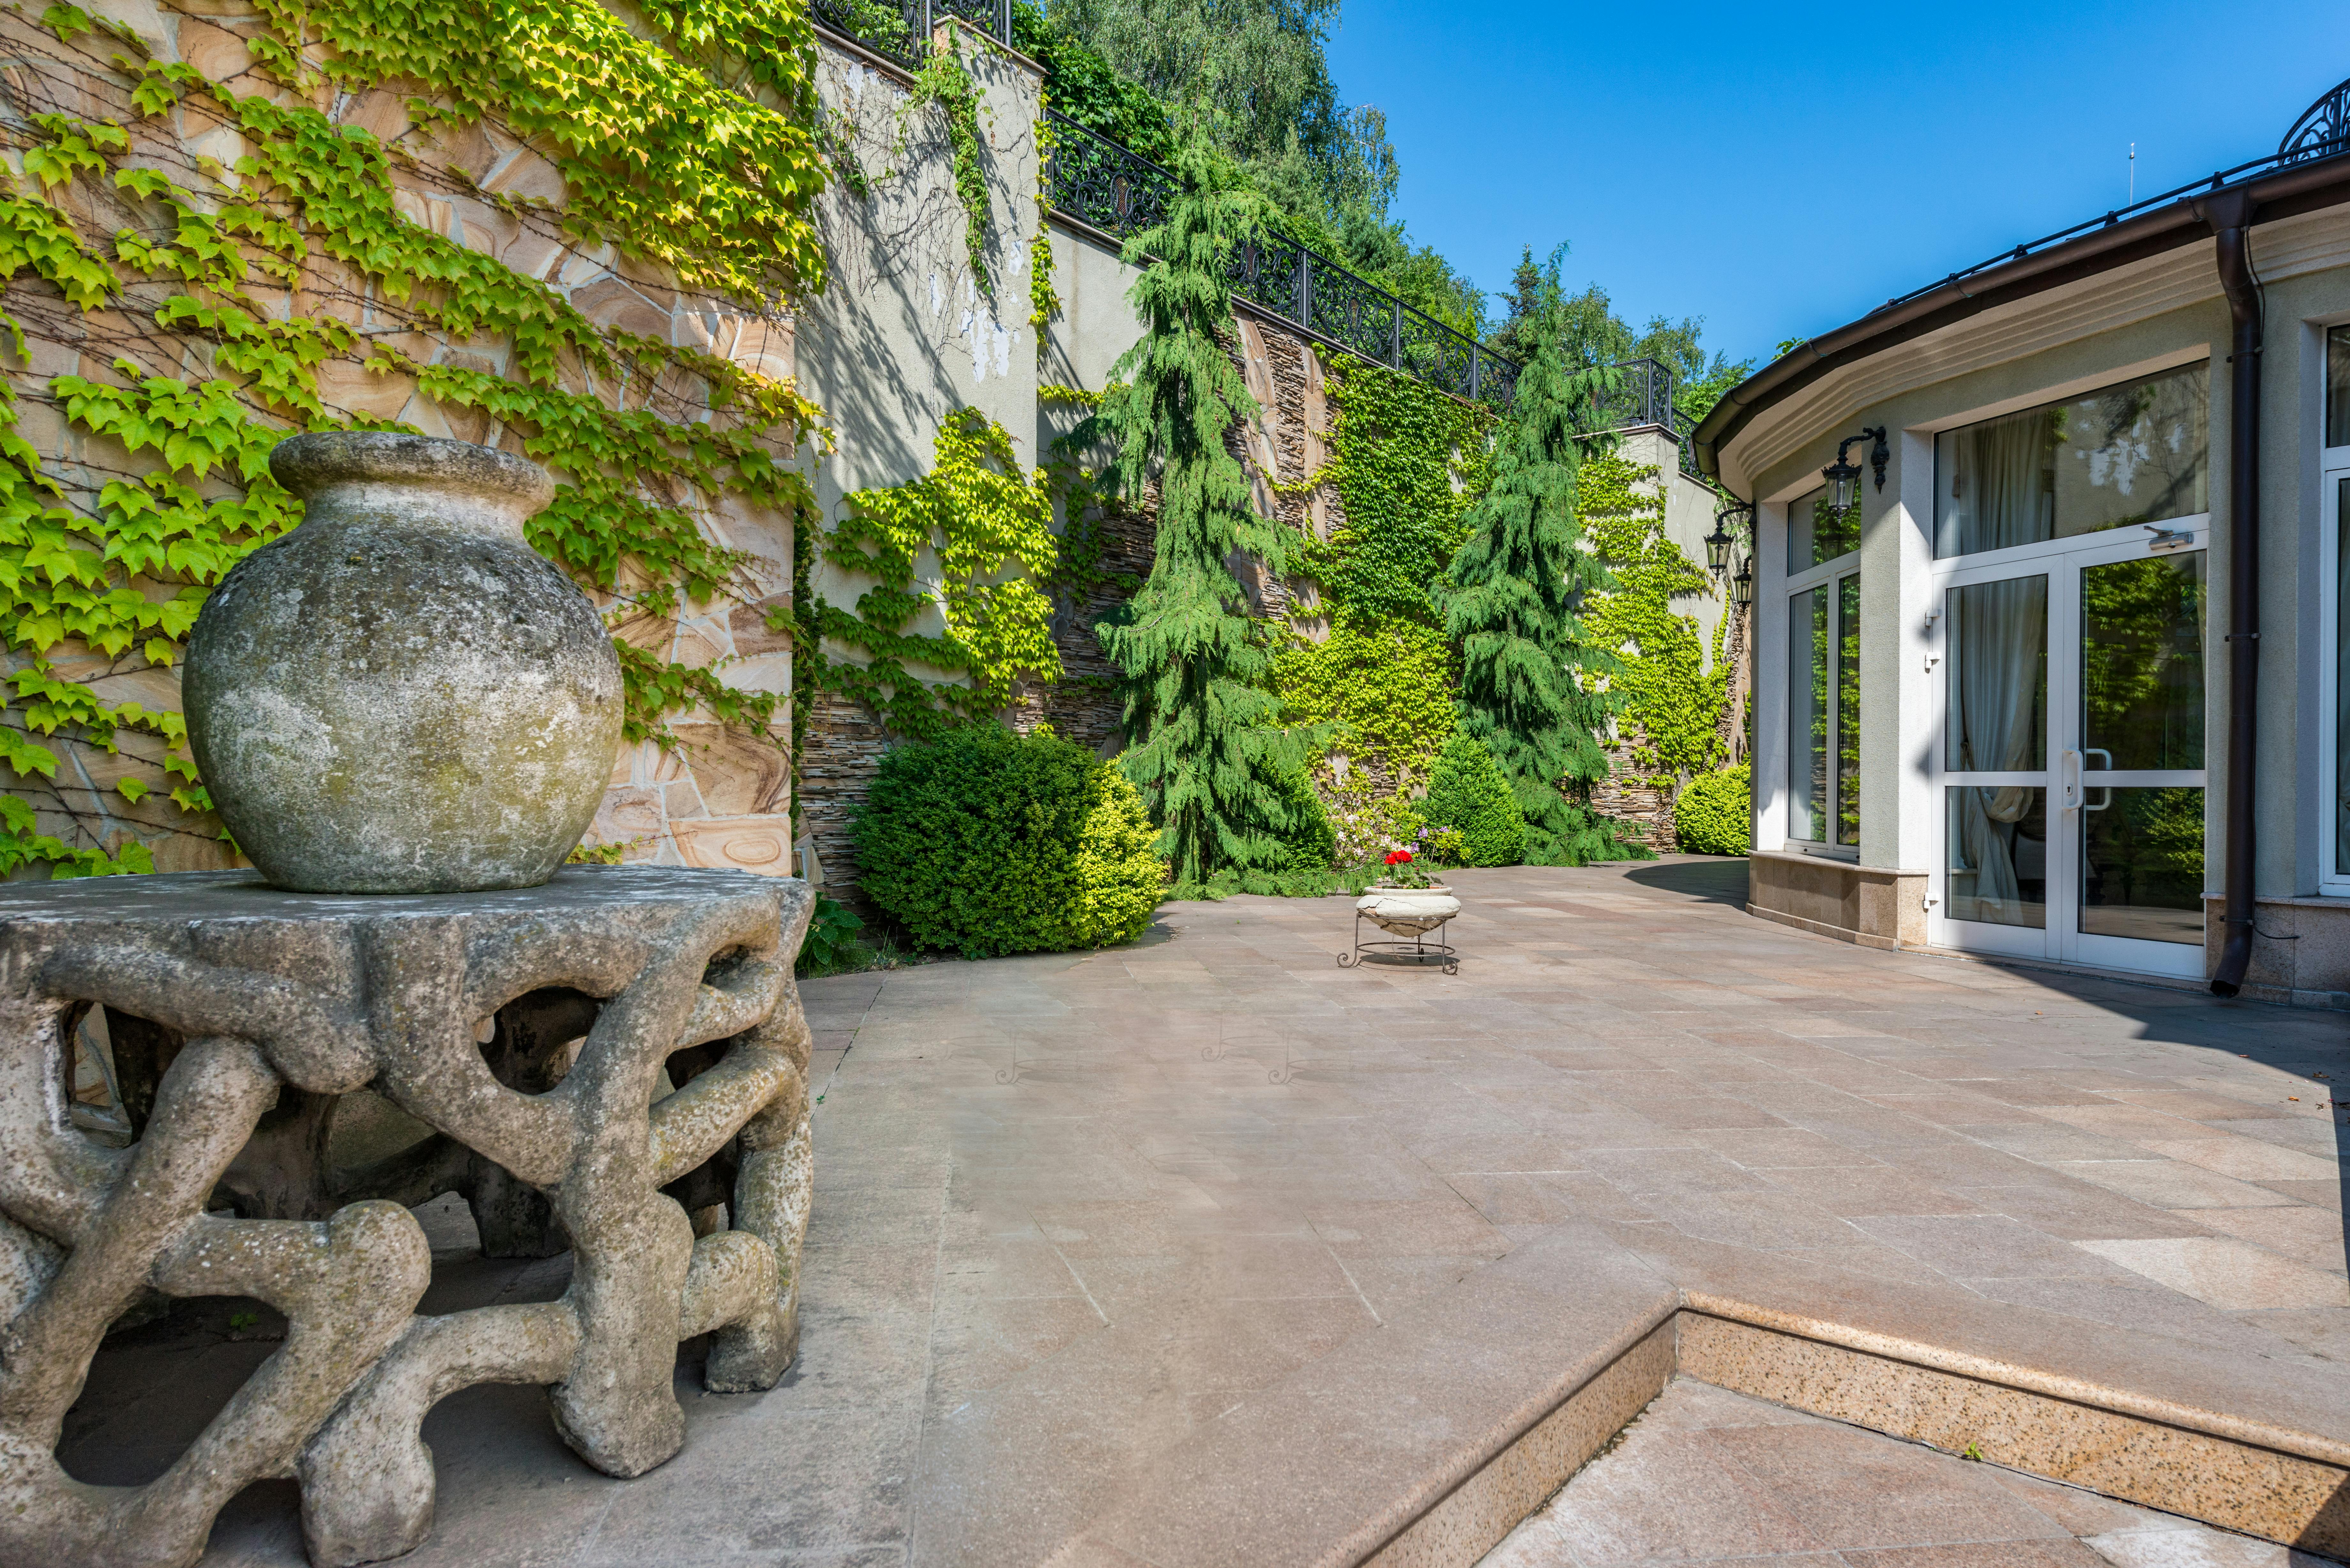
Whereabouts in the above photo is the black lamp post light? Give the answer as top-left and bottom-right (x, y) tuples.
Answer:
(1822, 426), (1890, 509)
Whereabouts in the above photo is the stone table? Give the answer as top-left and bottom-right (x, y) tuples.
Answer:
(0, 866), (815, 1568)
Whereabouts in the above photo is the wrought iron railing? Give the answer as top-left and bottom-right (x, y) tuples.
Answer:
(810, 5), (1523, 405)
(1045, 110), (1519, 406)
(807, 0), (1011, 70)
(1592, 356), (1675, 434)
(1583, 356), (1706, 479)
(1040, 109), (1177, 244)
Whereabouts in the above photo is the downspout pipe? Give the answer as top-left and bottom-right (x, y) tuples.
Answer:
(2199, 188), (2262, 998)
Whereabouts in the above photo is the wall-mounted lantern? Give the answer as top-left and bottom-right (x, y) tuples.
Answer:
(1730, 557), (1754, 609)
(1822, 427), (1889, 509)
(1705, 501), (1751, 575)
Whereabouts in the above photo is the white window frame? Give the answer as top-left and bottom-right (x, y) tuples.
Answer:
(1783, 489), (1861, 861)
(2321, 442), (2350, 897)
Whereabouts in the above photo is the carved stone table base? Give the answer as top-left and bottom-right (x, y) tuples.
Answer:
(0, 866), (814, 1567)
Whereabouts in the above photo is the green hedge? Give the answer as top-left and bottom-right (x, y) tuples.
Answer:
(1421, 733), (1525, 867)
(1674, 764), (1752, 856)
(1267, 762), (1337, 875)
(853, 724), (1167, 958)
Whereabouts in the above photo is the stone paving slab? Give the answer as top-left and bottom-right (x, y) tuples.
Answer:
(1483, 1377), (2337, 1566)
(64, 858), (2350, 1564)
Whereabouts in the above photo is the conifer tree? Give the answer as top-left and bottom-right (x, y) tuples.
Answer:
(1081, 137), (1315, 895)
(1433, 269), (1635, 866)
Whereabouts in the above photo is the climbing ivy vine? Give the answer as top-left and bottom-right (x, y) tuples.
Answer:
(1028, 113), (1059, 363)
(906, 32), (992, 295)
(1273, 357), (1492, 782)
(1578, 453), (1730, 789)
(813, 407), (1061, 737)
(0, 0), (830, 873)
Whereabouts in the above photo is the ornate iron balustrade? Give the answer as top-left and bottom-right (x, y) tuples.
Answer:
(807, 0), (1011, 70)
(2283, 74), (2350, 164)
(1043, 108), (1178, 244)
(1045, 109), (1520, 406)
(1594, 356), (1674, 432)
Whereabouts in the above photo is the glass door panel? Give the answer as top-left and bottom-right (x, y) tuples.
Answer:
(1935, 568), (2051, 958)
(1945, 786), (2048, 928)
(1836, 574), (1861, 847)
(1932, 526), (2208, 977)
(2079, 786), (2205, 944)
(2069, 540), (2206, 974)
(2081, 553), (2205, 771)
(1947, 576), (2047, 773)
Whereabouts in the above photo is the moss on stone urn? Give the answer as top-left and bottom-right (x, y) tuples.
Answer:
(184, 432), (624, 893)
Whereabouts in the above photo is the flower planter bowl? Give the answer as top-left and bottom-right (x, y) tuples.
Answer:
(1340, 890), (1462, 975)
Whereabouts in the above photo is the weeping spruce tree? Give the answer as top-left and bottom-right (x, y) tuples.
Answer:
(1433, 283), (1636, 866)
(1083, 137), (1318, 895)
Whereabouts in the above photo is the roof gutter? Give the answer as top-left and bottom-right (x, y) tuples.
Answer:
(2202, 189), (2263, 998)
(1690, 148), (2350, 485)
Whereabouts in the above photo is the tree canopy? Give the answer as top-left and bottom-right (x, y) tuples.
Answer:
(1020, 0), (1484, 333)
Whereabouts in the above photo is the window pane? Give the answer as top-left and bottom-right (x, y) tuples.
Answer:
(1934, 363), (2208, 558)
(2081, 552), (2204, 772)
(1789, 585), (1828, 842)
(2080, 787), (2204, 944)
(2339, 477), (2350, 876)
(2329, 327), (2350, 449)
(1936, 409), (2054, 556)
(1946, 786), (2047, 927)
(1837, 573), (1861, 847)
(1946, 576), (2047, 773)
(1788, 486), (1860, 574)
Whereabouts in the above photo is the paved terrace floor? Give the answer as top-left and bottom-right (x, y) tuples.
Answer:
(82, 857), (2350, 1565)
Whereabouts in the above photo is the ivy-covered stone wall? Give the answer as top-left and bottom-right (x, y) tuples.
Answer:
(0, 0), (833, 881)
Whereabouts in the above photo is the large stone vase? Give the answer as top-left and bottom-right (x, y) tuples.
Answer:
(184, 432), (624, 893)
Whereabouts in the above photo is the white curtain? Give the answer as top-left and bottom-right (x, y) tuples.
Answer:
(1952, 411), (2052, 923)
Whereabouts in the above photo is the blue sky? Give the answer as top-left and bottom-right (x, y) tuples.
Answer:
(1325, 0), (2350, 374)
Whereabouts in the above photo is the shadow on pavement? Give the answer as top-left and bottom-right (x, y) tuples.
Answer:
(1621, 856), (1749, 907)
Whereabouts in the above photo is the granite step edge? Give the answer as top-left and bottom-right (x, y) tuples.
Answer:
(1048, 1221), (2350, 1568)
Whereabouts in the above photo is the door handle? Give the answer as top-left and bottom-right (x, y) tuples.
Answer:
(2082, 747), (2113, 811)
(2060, 750), (2082, 811)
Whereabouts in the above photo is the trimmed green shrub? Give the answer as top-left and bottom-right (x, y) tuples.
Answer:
(1675, 764), (1752, 856)
(853, 724), (1166, 958)
(1266, 762), (1337, 875)
(1421, 733), (1526, 867)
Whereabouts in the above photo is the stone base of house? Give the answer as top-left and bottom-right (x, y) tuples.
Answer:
(1746, 849), (1927, 951)
(2201, 893), (2350, 1010)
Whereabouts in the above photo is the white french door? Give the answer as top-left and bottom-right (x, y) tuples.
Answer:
(1928, 521), (2210, 978)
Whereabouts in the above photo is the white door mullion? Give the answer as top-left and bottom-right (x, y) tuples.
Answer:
(2050, 554), (2086, 965)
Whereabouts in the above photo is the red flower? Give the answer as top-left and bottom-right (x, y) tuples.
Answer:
(1384, 849), (1412, 865)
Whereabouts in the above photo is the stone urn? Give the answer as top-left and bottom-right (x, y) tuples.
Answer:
(183, 432), (624, 893)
